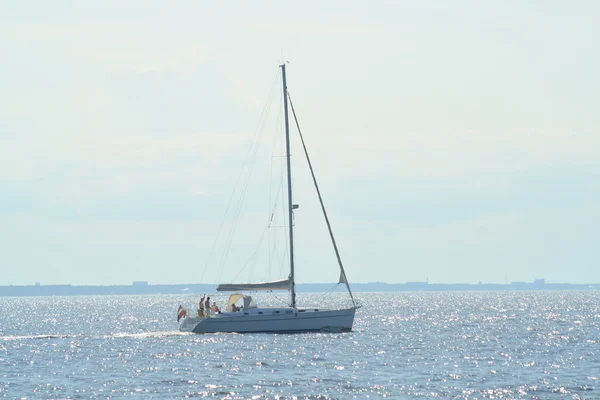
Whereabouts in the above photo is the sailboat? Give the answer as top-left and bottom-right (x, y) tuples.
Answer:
(178, 64), (358, 334)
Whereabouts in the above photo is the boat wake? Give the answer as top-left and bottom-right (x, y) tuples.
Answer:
(2, 331), (192, 341)
(105, 330), (191, 339)
(1, 334), (80, 341)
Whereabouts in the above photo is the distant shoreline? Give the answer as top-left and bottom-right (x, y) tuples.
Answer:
(1, 280), (598, 297)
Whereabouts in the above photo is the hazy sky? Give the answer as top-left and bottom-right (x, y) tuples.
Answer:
(1, 1), (599, 285)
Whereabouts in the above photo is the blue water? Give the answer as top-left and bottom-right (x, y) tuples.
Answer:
(1, 291), (598, 399)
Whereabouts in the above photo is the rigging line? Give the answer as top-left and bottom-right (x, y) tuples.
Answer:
(278, 235), (288, 279)
(287, 92), (356, 307)
(267, 171), (285, 227)
(252, 181), (285, 279)
(271, 292), (291, 307)
(242, 183), (286, 282)
(268, 142), (274, 278)
(266, 175), (285, 277)
(324, 283), (340, 295)
(268, 102), (283, 280)
(269, 197), (287, 280)
(203, 69), (280, 284)
(230, 223), (270, 283)
(199, 148), (254, 284)
(317, 285), (354, 309)
(279, 90), (289, 278)
(269, 130), (285, 223)
(266, 170), (285, 279)
(221, 136), (260, 266)
(218, 70), (281, 280)
(218, 124), (264, 280)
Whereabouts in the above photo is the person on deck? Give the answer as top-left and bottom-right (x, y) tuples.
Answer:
(212, 302), (220, 313)
(205, 297), (211, 316)
(198, 296), (205, 317)
(231, 303), (239, 312)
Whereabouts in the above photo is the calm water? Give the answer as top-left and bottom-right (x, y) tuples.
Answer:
(1, 291), (599, 399)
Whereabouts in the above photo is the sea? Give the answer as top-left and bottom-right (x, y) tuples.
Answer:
(1, 291), (598, 399)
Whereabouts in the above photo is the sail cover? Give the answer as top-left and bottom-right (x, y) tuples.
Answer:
(216, 278), (292, 292)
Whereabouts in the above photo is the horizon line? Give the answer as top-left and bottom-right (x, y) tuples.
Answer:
(3, 280), (600, 287)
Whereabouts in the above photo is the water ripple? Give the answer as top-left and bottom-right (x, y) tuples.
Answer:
(0, 291), (598, 398)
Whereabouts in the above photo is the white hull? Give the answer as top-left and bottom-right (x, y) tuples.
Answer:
(179, 307), (357, 334)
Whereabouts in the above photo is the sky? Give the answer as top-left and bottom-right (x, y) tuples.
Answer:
(1, 1), (599, 285)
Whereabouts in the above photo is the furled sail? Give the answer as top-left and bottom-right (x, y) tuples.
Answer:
(216, 278), (292, 292)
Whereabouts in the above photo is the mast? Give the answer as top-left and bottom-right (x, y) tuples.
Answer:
(281, 63), (296, 308)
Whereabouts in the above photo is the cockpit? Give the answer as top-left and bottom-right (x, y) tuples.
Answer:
(226, 293), (257, 312)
